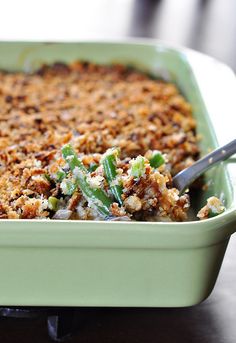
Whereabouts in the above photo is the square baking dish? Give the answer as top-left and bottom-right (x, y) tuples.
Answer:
(0, 40), (236, 307)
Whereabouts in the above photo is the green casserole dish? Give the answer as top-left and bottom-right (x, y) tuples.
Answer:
(0, 40), (236, 307)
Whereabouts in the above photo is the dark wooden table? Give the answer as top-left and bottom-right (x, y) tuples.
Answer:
(0, 0), (235, 342)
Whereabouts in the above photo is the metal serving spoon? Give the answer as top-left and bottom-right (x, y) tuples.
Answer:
(172, 139), (236, 193)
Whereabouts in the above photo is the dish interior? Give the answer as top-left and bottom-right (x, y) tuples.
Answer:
(0, 41), (233, 217)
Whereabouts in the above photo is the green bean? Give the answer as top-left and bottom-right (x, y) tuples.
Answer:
(102, 148), (123, 205)
(43, 174), (52, 183)
(48, 196), (59, 211)
(75, 170), (112, 216)
(62, 144), (87, 172)
(149, 151), (165, 168)
(62, 145), (112, 217)
(130, 156), (145, 178)
(56, 170), (66, 182)
(88, 163), (99, 173)
(60, 178), (78, 196)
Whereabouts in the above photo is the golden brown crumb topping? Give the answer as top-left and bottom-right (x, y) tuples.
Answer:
(0, 62), (198, 219)
(197, 196), (225, 220)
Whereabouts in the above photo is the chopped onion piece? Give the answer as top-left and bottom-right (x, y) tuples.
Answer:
(53, 209), (72, 220)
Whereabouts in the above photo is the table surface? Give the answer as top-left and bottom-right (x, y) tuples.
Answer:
(0, 0), (236, 342)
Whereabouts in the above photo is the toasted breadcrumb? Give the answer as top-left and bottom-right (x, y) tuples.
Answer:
(197, 196), (225, 220)
(0, 62), (198, 220)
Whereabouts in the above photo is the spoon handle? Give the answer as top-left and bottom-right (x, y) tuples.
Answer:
(172, 139), (236, 193)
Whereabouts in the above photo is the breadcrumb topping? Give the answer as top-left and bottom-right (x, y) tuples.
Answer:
(197, 196), (225, 220)
(0, 61), (199, 220)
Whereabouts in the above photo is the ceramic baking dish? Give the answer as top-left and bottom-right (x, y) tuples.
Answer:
(0, 40), (236, 307)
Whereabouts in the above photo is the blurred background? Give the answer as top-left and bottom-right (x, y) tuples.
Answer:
(0, 0), (235, 70)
